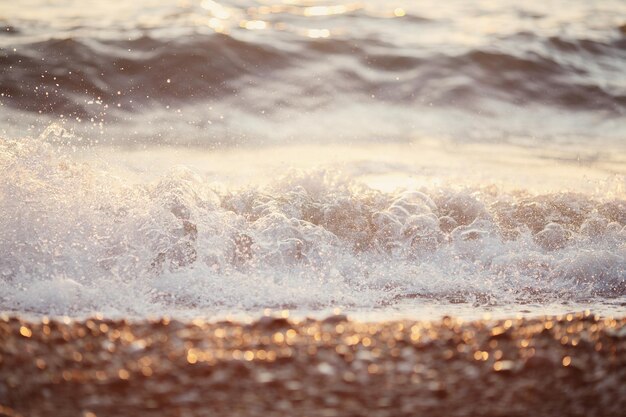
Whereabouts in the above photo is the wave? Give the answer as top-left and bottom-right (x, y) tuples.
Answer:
(1, 28), (625, 120)
(0, 35), (288, 117)
(1, 137), (624, 316)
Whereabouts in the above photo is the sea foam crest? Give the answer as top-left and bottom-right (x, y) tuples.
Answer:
(0, 137), (625, 316)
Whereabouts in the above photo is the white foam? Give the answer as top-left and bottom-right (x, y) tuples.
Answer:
(0, 137), (625, 318)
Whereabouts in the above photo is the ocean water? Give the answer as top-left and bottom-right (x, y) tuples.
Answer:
(1, 0), (625, 320)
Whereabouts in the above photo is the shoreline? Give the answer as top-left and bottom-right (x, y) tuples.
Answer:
(1, 312), (624, 417)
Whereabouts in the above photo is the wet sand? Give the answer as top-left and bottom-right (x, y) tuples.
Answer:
(1, 312), (624, 417)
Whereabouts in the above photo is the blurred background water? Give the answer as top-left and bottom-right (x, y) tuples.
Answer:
(1, 0), (625, 147)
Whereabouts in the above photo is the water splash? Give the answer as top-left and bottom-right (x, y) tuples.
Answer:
(1, 137), (624, 317)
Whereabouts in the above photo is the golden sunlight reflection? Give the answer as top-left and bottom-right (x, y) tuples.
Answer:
(201, 0), (231, 19)
(306, 28), (331, 38)
(240, 19), (268, 30)
(191, 0), (408, 36)
(393, 8), (406, 17)
(207, 17), (227, 32)
(302, 4), (355, 17)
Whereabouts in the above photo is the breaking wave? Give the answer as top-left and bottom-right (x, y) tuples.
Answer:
(1, 136), (624, 316)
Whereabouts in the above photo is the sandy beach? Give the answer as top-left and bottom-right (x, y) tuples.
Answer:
(1, 312), (624, 417)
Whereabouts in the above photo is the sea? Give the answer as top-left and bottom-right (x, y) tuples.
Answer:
(1, 0), (625, 321)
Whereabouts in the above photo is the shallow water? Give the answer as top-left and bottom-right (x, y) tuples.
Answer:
(0, 0), (625, 320)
